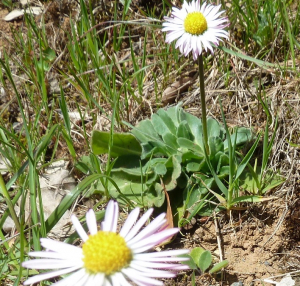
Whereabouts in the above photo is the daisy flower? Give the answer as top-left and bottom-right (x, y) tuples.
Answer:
(162, 0), (229, 60)
(22, 200), (190, 285)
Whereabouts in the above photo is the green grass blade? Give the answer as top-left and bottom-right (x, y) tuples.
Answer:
(45, 174), (122, 233)
(235, 134), (261, 182)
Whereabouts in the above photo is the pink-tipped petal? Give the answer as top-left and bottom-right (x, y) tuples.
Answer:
(124, 208), (153, 242)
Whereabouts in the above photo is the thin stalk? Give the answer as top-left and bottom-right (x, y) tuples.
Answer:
(0, 174), (21, 233)
(198, 54), (209, 155)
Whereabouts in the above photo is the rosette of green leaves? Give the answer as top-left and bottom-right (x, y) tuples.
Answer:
(128, 104), (254, 215)
(91, 104), (254, 218)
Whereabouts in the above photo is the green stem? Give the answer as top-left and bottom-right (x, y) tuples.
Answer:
(0, 174), (21, 233)
(198, 54), (209, 155)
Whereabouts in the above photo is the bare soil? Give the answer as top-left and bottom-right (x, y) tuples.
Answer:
(177, 202), (300, 285)
(1, 1), (300, 286)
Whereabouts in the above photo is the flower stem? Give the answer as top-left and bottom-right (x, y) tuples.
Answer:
(198, 54), (209, 155)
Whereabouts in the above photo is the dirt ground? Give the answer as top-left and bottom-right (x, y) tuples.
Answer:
(0, 7), (15, 52)
(176, 201), (300, 285)
(1, 1), (300, 286)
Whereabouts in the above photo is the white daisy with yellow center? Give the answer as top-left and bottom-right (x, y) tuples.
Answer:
(162, 0), (229, 60)
(22, 201), (189, 286)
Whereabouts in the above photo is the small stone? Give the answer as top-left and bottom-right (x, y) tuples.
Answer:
(230, 282), (243, 286)
(264, 261), (272, 266)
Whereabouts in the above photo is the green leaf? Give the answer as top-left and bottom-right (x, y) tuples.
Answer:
(261, 177), (284, 194)
(231, 195), (266, 204)
(154, 163), (167, 175)
(90, 155), (167, 207)
(92, 131), (142, 157)
(287, 139), (300, 148)
(75, 161), (91, 175)
(179, 254), (197, 270)
(35, 124), (59, 160)
(162, 133), (179, 153)
(177, 120), (193, 140)
(156, 108), (177, 135)
(209, 260), (229, 274)
(43, 47), (56, 61)
(111, 155), (155, 182)
(218, 165), (230, 178)
(177, 138), (203, 155)
(152, 113), (172, 136)
(224, 127), (254, 150)
(162, 155), (181, 191)
(207, 117), (223, 138)
(204, 149), (228, 197)
(61, 127), (76, 160)
(235, 133), (261, 181)
(219, 45), (277, 68)
(208, 137), (224, 162)
(205, 187), (227, 206)
(198, 250), (212, 272)
(130, 119), (160, 143)
(45, 174), (121, 232)
(190, 247), (205, 268)
(186, 162), (201, 172)
(165, 105), (181, 126)
(184, 112), (203, 146)
(240, 165), (284, 195)
(109, 179), (165, 207)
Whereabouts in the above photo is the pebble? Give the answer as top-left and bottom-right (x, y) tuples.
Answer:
(264, 260), (272, 266)
(230, 282), (243, 286)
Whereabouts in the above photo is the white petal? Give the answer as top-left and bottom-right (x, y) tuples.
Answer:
(131, 228), (179, 253)
(200, 2), (207, 13)
(76, 272), (91, 286)
(51, 268), (86, 286)
(124, 208), (153, 242)
(111, 274), (122, 286)
(23, 266), (80, 285)
(71, 215), (89, 242)
(127, 213), (166, 246)
(22, 258), (82, 269)
(134, 249), (189, 259)
(203, 4), (215, 17)
(92, 273), (105, 286)
(102, 200), (118, 232)
(84, 273), (103, 286)
(104, 278), (113, 286)
(119, 207), (140, 238)
(129, 262), (176, 277)
(111, 272), (132, 286)
(165, 30), (185, 43)
(130, 260), (182, 270)
(175, 33), (189, 50)
(122, 268), (163, 286)
(40, 238), (82, 257)
(86, 209), (98, 235)
(134, 256), (189, 262)
(27, 251), (80, 260)
(167, 264), (190, 270)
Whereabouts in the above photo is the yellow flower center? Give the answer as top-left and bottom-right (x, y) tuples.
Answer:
(184, 12), (208, 35)
(82, 231), (132, 275)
